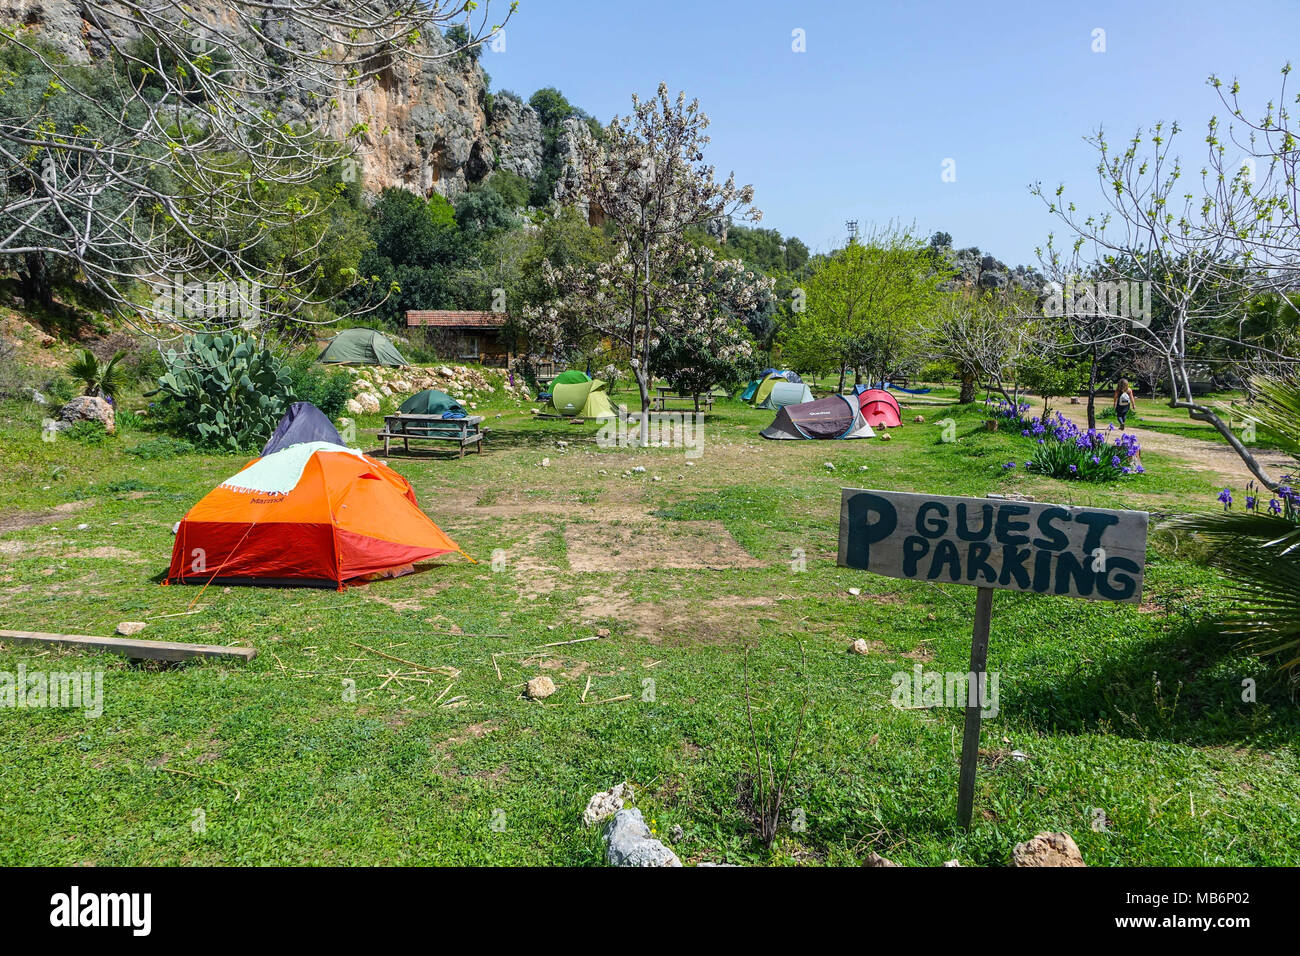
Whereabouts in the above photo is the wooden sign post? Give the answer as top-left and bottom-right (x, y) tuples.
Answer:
(837, 489), (1149, 827)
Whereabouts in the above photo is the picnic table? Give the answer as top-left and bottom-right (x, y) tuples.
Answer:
(378, 413), (486, 458)
(651, 386), (714, 412)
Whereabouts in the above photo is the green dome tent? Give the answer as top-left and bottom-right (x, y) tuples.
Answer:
(318, 328), (408, 367)
(548, 373), (617, 418)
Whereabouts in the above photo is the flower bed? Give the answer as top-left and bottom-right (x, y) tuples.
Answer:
(987, 399), (1143, 481)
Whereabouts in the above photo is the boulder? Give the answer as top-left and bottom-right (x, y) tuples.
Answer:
(525, 675), (556, 700)
(604, 809), (682, 867)
(849, 638), (871, 655)
(56, 395), (115, 434)
(1011, 832), (1085, 867)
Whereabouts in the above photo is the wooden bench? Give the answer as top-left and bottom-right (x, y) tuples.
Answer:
(651, 388), (714, 413)
(379, 414), (486, 458)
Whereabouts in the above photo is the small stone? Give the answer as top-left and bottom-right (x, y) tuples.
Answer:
(848, 587), (861, 596)
(823, 461), (835, 470)
(596, 628), (610, 638)
(76, 523), (89, 530)
(525, 675), (556, 700)
(879, 432), (892, 441)
(115, 621), (147, 636)
(541, 457), (551, 467)
(668, 824), (684, 843)
(914, 415), (926, 423)
(1011, 832), (1085, 867)
(849, 638), (871, 655)
(942, 859), (962, 867)
(863, 851), (899, 867)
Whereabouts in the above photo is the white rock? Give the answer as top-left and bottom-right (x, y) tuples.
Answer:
(604, 809), (682, 867)
(115, 621), (147, 636)
(541, 458), (551, 467)
(848, 587), (861, 596)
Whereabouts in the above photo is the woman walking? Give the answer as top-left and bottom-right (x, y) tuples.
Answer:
(1113, 378), (1137, 431)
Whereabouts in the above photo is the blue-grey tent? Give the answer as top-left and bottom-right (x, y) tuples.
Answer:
(261, 402), (344, 457)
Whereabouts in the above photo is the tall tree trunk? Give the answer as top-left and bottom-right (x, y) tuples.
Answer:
(19, 252), (52, 308)
(959, 368), (976, 404)
(837, 363), (846, 395)
(1086, 343), (1099, 431)
(635, 368), (651, 445)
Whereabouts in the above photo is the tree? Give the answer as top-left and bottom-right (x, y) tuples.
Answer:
(795, 227), (942, 392)
(651, 256), (769, 408)
(926, 288), (1038, 405)
(521, 85), (765, 441)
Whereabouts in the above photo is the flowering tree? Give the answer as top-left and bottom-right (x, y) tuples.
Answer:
(521, 84), (762, 441)
(651, 255), (772, 409)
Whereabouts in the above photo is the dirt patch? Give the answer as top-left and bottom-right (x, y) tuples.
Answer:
(67, 546), (141, 561)
(0, 499), (95, 534)
(902, 644), (936, 662)
(566, 519), (761, 571)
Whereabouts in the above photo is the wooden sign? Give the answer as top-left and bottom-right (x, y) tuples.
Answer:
(837, 489), (1148, 602)
(836, 488), (1149, 827)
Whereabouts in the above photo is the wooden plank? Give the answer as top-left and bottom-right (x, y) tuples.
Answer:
(837, 488), (1148, 603)
(956, 587), (993, 828)
(0, 629), (257, 663)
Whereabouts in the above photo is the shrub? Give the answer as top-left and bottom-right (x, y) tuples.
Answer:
(151, 332), (293, 451)
(63, 420), (111, 445)
(285, 352), (353, 419)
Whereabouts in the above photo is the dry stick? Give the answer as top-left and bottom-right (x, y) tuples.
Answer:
(158, 765), (241, 801)
(537, 635), (604, 649)
(491, 654), (501, 681)
(580, 694), (631, 705)
(581, 675), (592, 702)
(350, 642), (458, 678)
(433, 681), (456, 706)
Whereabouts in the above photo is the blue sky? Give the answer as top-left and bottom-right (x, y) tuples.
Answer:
(479, 0), (1299, 266)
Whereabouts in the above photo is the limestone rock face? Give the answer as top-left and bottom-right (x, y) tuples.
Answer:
(488, 93), (543, 182)
(9, 1), (545, 201)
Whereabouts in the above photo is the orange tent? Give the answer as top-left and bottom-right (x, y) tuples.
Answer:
(167, 442), (462, 588)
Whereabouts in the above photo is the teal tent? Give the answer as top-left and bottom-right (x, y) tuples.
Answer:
(318, 328), (408, 367)
(399, 389), (465, 416)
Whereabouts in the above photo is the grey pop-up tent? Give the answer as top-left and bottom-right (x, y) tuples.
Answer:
(760, 394), (876, 440)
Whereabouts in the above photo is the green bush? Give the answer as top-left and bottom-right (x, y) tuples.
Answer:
(63, 420), (111, 445)
(286, 352), (353, 419)
(151, 332), (293, 451)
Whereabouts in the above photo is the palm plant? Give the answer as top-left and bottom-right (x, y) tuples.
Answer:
(1172, 376), (1300, 682)
(66, 349), (127, 400)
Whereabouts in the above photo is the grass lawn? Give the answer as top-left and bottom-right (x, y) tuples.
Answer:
(0, 387), (1297, 866)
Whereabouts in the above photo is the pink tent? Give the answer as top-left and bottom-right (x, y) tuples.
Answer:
(857, 388), (902, 428)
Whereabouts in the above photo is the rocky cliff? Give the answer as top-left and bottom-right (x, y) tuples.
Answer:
(3, 0), (545, 199)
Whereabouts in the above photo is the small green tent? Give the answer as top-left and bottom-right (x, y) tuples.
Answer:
(548, 373), (617, 418)
(318, 328), (408, 367)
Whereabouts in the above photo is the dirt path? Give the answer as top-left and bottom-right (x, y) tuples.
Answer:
(1023, 398), (1294, 488)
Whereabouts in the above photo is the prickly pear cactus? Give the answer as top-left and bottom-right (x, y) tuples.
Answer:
(153, 332), (293, 451)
